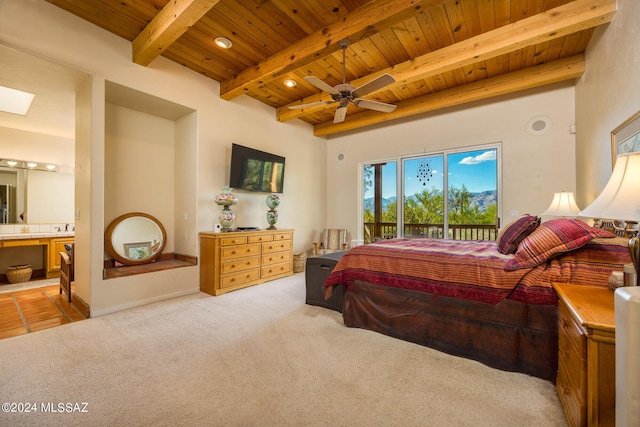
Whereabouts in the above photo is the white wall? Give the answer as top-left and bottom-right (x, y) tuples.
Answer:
(326, 83), (577, 238)
(575, 0), (640, 206)
(104, 103), (176, 255)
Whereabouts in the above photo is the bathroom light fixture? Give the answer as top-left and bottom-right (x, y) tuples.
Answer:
(283, 79), (297, 88)
(214, 37), (232, 49)
(0, 158), (59, 172)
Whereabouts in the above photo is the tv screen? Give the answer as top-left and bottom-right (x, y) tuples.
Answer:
(229, 144), (285, 193)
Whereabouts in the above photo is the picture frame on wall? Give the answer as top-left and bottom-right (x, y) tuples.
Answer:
(611, 109), (640, 168)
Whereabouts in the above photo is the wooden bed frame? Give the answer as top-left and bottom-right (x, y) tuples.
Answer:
(343, 280), (558, 382)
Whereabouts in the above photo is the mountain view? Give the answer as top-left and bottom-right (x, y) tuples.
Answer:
(364, 190), (497, 213)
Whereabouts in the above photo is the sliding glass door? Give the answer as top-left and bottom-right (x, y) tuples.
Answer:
(362, 145), (499, 241)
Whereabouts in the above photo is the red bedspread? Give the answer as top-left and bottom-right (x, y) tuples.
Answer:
(324, 237), (631, 305)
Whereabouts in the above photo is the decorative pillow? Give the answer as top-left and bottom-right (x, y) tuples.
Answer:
(505, 218), (615, 270)
(496, 214), (540, 254)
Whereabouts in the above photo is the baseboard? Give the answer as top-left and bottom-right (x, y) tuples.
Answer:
(89, 287), (200, 317)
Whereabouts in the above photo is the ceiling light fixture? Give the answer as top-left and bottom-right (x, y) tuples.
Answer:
(27, 162), (38, 168)
(283, 79), (297, 88)
(6, 160), (17, 166)
(214, 37), (232, 49)
(46, 164), (56, 171)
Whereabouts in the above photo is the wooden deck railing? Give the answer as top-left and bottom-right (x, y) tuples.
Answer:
(365, 222), (498, 242)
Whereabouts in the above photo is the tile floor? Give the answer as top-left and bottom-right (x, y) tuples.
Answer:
(0, 284), (85, 340)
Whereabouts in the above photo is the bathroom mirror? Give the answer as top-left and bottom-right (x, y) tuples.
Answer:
(105, 212), (166, 265)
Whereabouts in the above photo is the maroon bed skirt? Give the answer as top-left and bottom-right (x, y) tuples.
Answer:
(342, 280), (558, 382)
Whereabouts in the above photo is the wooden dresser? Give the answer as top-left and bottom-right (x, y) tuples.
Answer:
(199, 229), (294, 296)
(552, 283), (616, 427)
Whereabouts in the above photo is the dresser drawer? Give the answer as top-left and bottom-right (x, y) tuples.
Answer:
(248, 234), (273, 243)
(558, 300), (586, 358)
(262, 251), (292, 266)
(262, 239), (292, 254)
(220, 255), (261, 274)
(220, 236), (248, 246)
(221, 243), (261, 259)
(558, 334), (587, 396)
(273, 232), (292, 241)
(221, 269), (260, 288)
(557, 359), (586, 427)
(261, 261), (292, 278)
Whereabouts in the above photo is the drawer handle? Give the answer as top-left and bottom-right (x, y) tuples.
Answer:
(231, 264), (236, 268)
(231, 250), (237, 255)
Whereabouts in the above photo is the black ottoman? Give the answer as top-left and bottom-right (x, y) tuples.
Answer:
(305, 251), (346, 312)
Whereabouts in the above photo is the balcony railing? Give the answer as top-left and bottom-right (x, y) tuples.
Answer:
(365, 222), (498, 242)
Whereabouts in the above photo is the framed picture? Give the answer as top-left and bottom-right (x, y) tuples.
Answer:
(611, 109), (640, 168)
(123, 241), (152, 260)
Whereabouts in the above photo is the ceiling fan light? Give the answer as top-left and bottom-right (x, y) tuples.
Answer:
(214, 37), (232, 49)
(283, 79), (297, 88)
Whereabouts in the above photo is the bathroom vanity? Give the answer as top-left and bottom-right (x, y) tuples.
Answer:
(0, 232), (74, 282)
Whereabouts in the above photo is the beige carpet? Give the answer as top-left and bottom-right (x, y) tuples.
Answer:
(0, 274), (567, 426)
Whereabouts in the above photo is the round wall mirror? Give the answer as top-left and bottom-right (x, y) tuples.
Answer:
(105, 212), (166, 265)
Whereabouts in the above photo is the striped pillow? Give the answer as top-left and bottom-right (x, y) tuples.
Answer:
(496, 214), (540, 254)
(505, 218), (616, 270)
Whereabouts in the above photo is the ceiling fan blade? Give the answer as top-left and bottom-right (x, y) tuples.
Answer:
(288, 100), (334, 110)
(333, 105), (348, 123)
(353, 98), (397, 113)
(304, 76), (341, 96)
(351, 74), (395, 98)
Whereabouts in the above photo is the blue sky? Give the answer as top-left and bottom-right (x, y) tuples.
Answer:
(368, 148), (497, 198)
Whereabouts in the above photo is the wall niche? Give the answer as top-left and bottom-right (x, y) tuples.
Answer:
(103, 81), (197, 276)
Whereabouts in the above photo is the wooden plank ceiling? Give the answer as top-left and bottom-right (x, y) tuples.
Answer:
(45, 0), (616, 137)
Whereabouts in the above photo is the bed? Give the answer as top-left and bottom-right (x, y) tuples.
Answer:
(324, 217), (632, 382)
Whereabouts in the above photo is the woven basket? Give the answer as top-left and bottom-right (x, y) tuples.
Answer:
(293, 252), (306, 273)
(6, 264), (33, 284)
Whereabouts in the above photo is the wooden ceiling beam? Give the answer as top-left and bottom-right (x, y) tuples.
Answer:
(277, 0), (615, 122)
(132, 0), (221, 66)
(313, 54), (585, 137)
(219, 0), (444, 101)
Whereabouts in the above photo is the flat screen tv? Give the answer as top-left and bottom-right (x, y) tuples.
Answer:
(229, 143), (285, 193)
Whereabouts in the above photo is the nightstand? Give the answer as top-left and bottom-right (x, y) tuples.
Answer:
(552, 283), (616, 427)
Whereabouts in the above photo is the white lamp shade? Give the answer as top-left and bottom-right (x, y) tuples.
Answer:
(541, 191), (581, 217)
(579, 153), (640, 221)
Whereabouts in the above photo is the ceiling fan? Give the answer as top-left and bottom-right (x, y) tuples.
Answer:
(289, 39), (397, 124)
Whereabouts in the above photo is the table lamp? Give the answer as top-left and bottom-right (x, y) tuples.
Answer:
(579, 152), (640, 285)
(541, 191), (581, 217)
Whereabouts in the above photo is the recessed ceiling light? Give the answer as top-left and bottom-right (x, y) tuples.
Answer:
(214, 37), (232, 49)
(0, 85), (35, 116)
(283, 79), (297, 88)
